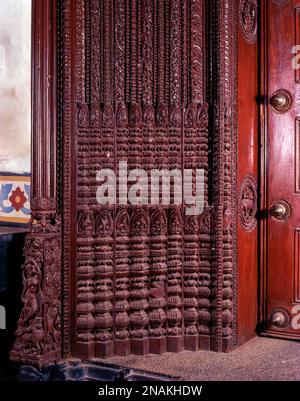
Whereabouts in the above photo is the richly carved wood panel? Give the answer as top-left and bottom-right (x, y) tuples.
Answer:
(72, 0), (210, 358)
(11, 0), (239, 366)
(74, 0), (238, 358)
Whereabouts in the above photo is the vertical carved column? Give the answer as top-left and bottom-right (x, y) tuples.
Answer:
(77, 105), (91, 356)
(142, 0), (162, 354)
(77, 105), (90, 208)
(115, 208), (131, 355)
(183, 210), (200, 351)
(115, 0), (127, 169)
(89, 0), (102, 202)
(91, 0), (100, 105)
(156, 0), (168, 172)
(76, 211), (95, 358)
(197, 104), (211, 350)
(89, 104), (102, 202)
(130, 208), (150, 355)
(114, 0), (130, 357)
(142, 0), (155, 200)
(127, 0), (150, 356)
(75, 0), (95, 359)
(167, 207), (184, 352)
(183, 105), (200, 351)
(92, 0), (115, 358)
(94, 59), (115, 360)
(11, 0), (61, 367)
(94, 209), (114, 357)
(149, 208), (167, 354)
(222, 106), (235, 351)
(209, 0), (238, 352)
(128, 1), (143, 175)
(190, 0), (208, 351)
(166, 0), (184, 353)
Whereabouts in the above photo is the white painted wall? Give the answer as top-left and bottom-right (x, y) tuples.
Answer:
(0, 0), (31, 173)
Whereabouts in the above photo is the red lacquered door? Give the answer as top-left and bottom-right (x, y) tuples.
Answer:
(263, 0), (300, 339)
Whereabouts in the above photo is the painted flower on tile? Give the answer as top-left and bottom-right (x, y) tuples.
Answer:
(0, 184), (13, 213)
(0, 176), (31, 223)
(9, 187), (27, 212)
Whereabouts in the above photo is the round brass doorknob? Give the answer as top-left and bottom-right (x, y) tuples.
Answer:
(270, 204), (286, 218)
(270, 89), (292, 113)
(269, 308), (290, 329)
(269, 200), (291, 220)
(271, 312), (286, 328)
(270, 94), (287, 108)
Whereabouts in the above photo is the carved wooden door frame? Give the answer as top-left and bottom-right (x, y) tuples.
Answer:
(10, 0), (62, 367)
(259, 0), (268, 338)
(10, 0), (240, 367)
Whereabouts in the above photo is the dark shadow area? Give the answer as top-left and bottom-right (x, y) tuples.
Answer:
(19, 360), (177, 381)
(0, 231), (25, 381)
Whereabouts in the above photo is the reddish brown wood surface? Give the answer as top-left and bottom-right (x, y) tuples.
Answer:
(72, 0), (210, 358)
(237, 0), (259, 346)
(68, 0), (239, 359)
(261, 0), (300, 339)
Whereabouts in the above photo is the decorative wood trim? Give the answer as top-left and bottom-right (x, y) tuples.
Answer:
(259, 0), (270, 333)
(209, 0), (239, 352)
(10, 0), (62, 367)
(60, 0), (77, 358)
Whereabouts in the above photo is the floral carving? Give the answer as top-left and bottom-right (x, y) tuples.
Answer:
(239, 0), (257, 44)
(239, 175), (258, 231)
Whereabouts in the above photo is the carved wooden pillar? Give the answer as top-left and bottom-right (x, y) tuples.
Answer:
(209, 0), (238, 352)
(149, 208), (167, 354)
(130, 207), (150, 355)
(115, 207), (131, 355)
(10, 0), (62, 367)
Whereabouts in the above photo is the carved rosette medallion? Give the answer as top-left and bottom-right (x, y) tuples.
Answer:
(239, 175), (257, 232)
(239, 0), (258, 44)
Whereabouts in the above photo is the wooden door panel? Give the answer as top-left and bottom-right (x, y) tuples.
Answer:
(265, 0), (300, 338)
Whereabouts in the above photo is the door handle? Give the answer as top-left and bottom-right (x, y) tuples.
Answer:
(270, 89), (292, 113)
(269, 200), (291, 220)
